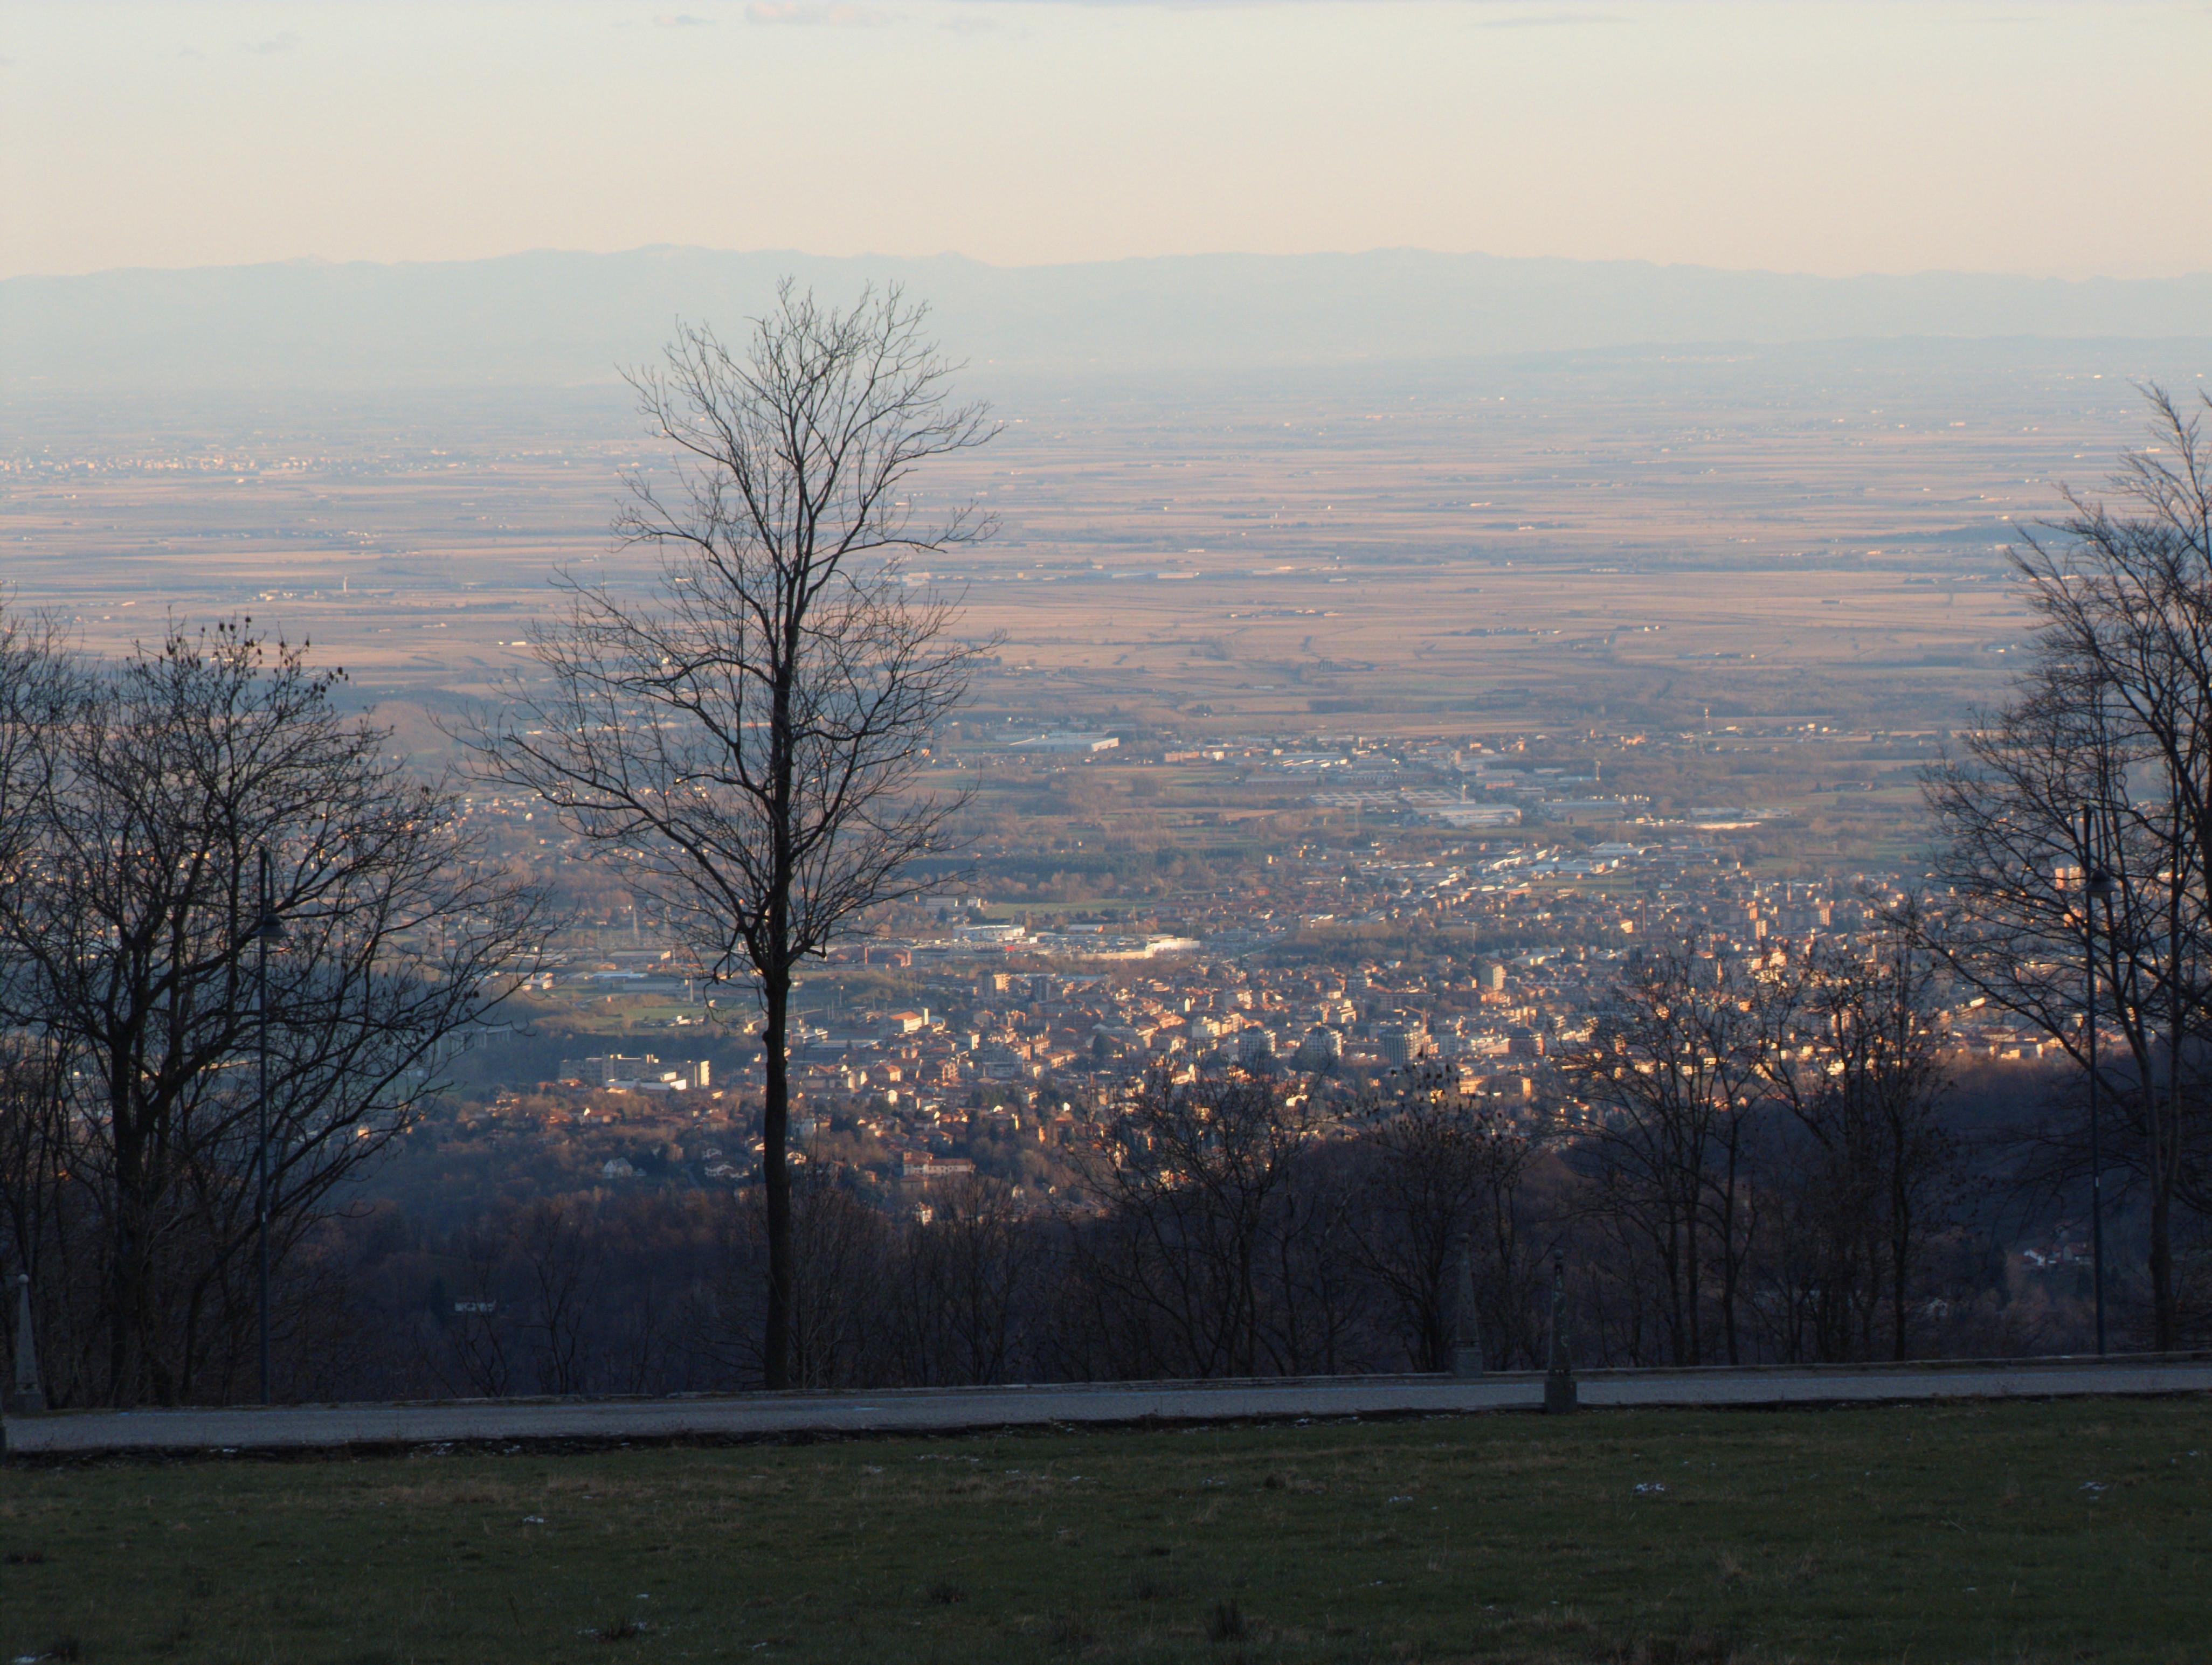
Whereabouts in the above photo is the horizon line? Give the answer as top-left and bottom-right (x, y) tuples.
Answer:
(8, 244), (2210, 289)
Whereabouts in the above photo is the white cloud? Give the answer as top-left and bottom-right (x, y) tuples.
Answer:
(241, 31), (301, 54)
(654, 12), (716, 25)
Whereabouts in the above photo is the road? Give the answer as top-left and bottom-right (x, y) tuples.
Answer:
(8, 1356), (2210, 1456)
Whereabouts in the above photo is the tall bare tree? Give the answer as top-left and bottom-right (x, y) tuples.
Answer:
(465, 284), (995, 1388)
(0, 607), (78, 1394)
(0, 620), (545, 1404)
(1921, 387), (2212, 1349)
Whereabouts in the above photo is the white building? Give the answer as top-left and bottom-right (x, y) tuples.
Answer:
(1006, 732), (1120, 754)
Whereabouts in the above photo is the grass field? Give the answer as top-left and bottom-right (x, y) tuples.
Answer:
(5, 1400), (2208, 1664)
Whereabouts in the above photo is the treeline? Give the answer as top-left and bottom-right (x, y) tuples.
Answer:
(109, 1045), (2139, 1409)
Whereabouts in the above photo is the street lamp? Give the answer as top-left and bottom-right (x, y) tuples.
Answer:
(251, 848), (286, 1405)
(2081, 811), (2116, 1359)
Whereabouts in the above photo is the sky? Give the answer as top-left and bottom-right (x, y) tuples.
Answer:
(3, 1), (2207, 283)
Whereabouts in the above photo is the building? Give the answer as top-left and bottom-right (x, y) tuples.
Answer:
(901, 1154), (978, 1182)
(1236, 1026), (1277, 1065)
(1375, 1023), (1427, 1067)
(1006, 732), (1120, 754)
(559, 1052), (659, 1086)
(1292, 1026), (1342, 1070)
(1426, 804), (1522, 829)
(557, 1053), (713, 1090)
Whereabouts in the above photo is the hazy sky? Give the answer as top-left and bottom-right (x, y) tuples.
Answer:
(4, 1), (2206, 282)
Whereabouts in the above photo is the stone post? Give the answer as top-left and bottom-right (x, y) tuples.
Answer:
(1543, 1250), (1577, 1414)
(9, 1273), (44, 1414)
(1449, 1230), (1485, 1377)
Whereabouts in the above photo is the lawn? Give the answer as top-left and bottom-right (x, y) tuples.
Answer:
(4, 1399), (2208, 1664)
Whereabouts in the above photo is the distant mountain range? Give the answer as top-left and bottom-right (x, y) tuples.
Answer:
(3, 246), (2207, 391)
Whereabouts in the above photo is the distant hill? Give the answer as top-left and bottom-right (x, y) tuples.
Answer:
(3, 246), (2208, 392)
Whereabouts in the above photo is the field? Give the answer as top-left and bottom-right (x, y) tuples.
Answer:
(6, 1398), (2208, 1664)
(6, 341), (2206, 885)
(5, 342), (2190, 739)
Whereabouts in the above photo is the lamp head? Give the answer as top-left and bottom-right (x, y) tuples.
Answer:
(2085, 867), (2117, 901)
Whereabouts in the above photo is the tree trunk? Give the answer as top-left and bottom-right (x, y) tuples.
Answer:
(107, 1207), (134, 1404)
(2151, 1003), (2183, 1352)
(1887, 1119), (1909, 1361)
(760, 966), (794, 1391)
(1719, 1129), (1741, 1366)
(109, 1099), (141, 1405)
(2148, 1164), (2174, 1353)
(1681, 1182), (1703, 1367)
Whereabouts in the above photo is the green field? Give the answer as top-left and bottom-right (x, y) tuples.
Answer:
(5, 1400), (2208, 1664)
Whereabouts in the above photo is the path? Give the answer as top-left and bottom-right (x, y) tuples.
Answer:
(10, 1355), (2210, 1456)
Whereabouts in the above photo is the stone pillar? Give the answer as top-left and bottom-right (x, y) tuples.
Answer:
(9, 1273), (44, 1414)
(1543, 1251), (1577, 1414)
(1448, 1231), (1485, 1377)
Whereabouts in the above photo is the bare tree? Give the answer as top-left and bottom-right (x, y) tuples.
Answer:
(0, 1037), (82, 1400)
(1755, 929), (1955, 1361)
(1921, 387), (2212, 1349)
(512, 1197), (597, 1395)
(466, 285), (994, 1389)
(0, 621), (545, 1405)
(899, 1176), (1029, 1385)
(1560, 945), (1766, 1366)
(438, 1221), (516, 1399)
(0, 604), (77, 876)
(0, 613), (77, 1390)
(1068, 1067), (1324, 1379)
(695, 1179), (897, 1390)
(1345, 1096), (1545, 1371)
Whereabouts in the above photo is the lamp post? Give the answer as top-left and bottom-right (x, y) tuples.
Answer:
(2082, 811), (2116, 1358)
(252, 848), (286, 1405)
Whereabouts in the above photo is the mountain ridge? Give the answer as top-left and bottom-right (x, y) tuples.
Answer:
(4, 245), (2206, 392)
